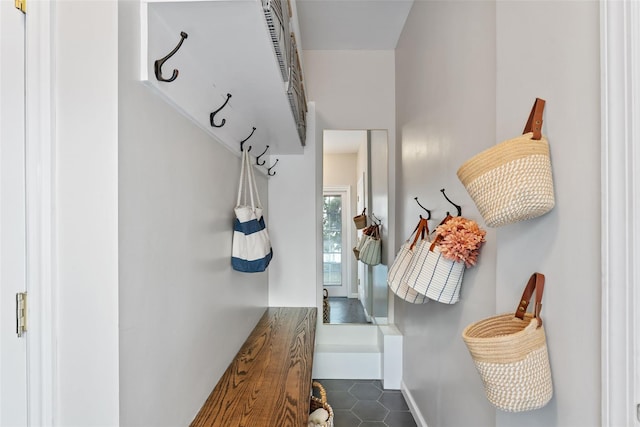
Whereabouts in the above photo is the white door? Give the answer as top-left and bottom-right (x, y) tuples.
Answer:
(322, 187), (351, 297)
(0, 1), (28, 425)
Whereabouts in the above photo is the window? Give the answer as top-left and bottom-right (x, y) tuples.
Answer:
(323, 194), (342, 285)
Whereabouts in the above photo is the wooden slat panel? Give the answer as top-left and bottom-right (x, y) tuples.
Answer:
(191, 307), (317, 427)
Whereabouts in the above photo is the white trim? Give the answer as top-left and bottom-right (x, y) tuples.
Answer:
(25, 0), (56, 425)
(401, 380), (428, 427)
(601, 1), (640, 425)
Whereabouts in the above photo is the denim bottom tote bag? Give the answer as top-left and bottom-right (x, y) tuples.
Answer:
(232, 149), (273, 272)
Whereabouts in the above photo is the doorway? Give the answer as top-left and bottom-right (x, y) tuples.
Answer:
(322, 187), (351, 298)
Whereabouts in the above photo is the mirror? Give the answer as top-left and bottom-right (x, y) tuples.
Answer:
(321, 129), (389, 324)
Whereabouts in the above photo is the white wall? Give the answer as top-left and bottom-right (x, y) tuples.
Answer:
(54, 2), (120, 425)
(267, 103), (318, 307)
(494, 2), (600, 426)
(394, 3), (498, 426)
(323, 153), (358, 189)
(395, 1), (600, 426)
(118, 2), (268, 426)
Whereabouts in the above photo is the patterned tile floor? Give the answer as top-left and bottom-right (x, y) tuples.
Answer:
(313, 379), (417, 427)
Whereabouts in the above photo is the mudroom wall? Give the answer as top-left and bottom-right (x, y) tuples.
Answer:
(118, 3), (269, 426)
(394, 2), (498, 426)
(394, 1), (600, 427)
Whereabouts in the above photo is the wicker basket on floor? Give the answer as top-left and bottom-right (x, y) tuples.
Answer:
(322, 289), (330, 323)
(310, 381), (334, 427)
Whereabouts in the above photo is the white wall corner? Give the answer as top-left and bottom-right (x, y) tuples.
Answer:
(379, 325), (403, 390)
(401, 380), (429, 427)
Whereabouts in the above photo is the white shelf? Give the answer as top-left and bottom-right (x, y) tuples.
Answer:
(141, 0), (305, 156)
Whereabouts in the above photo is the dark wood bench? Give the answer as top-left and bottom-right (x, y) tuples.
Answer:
(191, 307), (317, 426)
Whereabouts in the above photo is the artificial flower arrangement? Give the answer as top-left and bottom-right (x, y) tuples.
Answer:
(434, 216), (486, 267)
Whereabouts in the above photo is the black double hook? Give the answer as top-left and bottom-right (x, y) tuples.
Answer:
(441, 188), (462, 217)
(371, 213), (382, 226)
(267, 159), (279, 176)
(210, 93), (232, 128)
(154, 31), (188, 83)
(414, 196), (431, 220)
(256, 145), (270, 166)
(240, 127), (256, 152)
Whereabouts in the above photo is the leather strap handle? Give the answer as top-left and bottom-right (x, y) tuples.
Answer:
(522, 98), (546, 140)
(410, 218), (429, 250)
(515, 272), (545, 327)
(429, 214), (453, 251)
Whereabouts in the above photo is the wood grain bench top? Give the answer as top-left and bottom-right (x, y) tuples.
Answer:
(191, 307), (317, 427)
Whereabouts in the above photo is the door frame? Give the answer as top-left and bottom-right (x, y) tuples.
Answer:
(601, 1), (640, 425)
(322, 186), (352, 298)
(1, 1), (28, 424)
(24, 1), (56, 424)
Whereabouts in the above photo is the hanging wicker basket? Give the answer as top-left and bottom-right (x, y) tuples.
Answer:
(462, 273), (553, 412)
(353, 208), (367, 229)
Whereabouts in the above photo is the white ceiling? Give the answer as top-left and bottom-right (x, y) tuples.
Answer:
(323, 129), (367, 154)
(296, 0), (414, 50)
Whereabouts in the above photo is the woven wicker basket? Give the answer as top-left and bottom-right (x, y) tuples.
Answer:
(462, 273), (553, 412)
(310, 381), (334, 427)
(353, 208), (367, 229)
(322, 289), (330, 323)
(457, 98), (555, 227)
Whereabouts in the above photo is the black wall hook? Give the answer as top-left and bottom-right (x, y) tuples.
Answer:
(240, 127), (256, 152)
(440, 188), (462, 217)
(267, 159), (279, 176)
(154, 31), (188, 83)
(414, 196), (432, 220)
(256, 145), (270, 166)
(210, 93), (232, 128)
(371, 213), (382, 225)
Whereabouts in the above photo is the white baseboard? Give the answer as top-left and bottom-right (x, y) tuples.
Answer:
(401, 380), (428, 427)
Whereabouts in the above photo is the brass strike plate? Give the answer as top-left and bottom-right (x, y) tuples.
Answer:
(15, 0), (26, 13)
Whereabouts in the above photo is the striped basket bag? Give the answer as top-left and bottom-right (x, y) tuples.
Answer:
(404, 234), (466, 304)
(462, 273), (553, 412)
(457, 98), (555, 227)
(359, 223), (381, 266)
(387, 218), (429, 304)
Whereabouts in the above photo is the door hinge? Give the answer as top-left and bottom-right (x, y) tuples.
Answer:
(16, 292), (27, 337)
(15, 0), (26, 13)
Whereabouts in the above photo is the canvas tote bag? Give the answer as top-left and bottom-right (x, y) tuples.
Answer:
(387, 218), (429, 304)
(359, 223), (381, 266)
(231, 149), (273, 272)
(462, 273), (553, 412)
(457, 98), (555, 227)
(405, 233), (466, 304)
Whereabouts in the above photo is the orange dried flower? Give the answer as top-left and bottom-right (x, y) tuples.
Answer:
(435, 217), (486, 268)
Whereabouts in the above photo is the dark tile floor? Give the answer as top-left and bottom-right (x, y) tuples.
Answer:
(313, 379), (417, 427)
(326, 297), (369, 324)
